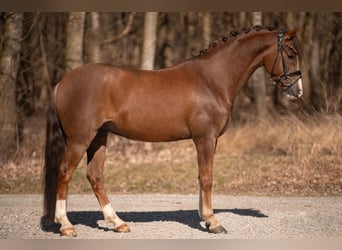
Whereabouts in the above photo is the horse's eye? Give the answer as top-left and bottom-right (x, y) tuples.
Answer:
(288, 54), (296, 60)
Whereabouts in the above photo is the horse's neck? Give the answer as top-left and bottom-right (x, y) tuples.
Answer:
(195, 32), (275, 104)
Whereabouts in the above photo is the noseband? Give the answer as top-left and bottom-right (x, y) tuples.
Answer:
(270, 30), (302, 89)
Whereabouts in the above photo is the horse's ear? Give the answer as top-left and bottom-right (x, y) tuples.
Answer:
(285, 28), (301, 39)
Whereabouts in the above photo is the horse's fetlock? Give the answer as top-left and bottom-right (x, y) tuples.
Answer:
(104, 215), (114, 223)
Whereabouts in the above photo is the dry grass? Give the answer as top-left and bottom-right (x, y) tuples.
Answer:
(1, 113), (341, 196)
(214, 113), (342, 196)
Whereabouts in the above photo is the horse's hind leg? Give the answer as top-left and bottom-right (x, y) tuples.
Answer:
(86, 131), (130, 233)
(55, 141), (87, 236)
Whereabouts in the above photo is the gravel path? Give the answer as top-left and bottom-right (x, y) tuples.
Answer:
(0, 194), (341, 239)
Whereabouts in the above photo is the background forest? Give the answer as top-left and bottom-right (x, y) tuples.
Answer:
(0, 12), (341, 195)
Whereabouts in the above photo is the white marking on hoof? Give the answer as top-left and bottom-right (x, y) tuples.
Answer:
(55, 200), (73, 227)
(102, 204), (127, 230)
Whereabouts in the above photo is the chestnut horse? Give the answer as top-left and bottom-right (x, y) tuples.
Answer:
(43, 27), (303, 236)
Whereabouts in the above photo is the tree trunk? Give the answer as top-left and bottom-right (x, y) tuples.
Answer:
(239, 12), (248, 27)
(141, 12), (158, 70)
(0, 13), (23, 163)
(251, 12), (267, 118)
(65, 12), (85, 72)
(38, 29), (51, 112)
(84, 12), (101, 63)
(308, 14), (320, 105)
(202, 12), (211, 48)
(327, 13), (342, 112)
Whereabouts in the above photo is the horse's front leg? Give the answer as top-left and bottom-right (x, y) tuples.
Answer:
(194, 137), (227, 234)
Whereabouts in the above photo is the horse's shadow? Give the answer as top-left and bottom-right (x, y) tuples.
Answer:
(40, 208), (268, 234)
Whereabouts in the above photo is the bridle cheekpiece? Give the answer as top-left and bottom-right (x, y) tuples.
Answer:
(270, 29), (302, 90)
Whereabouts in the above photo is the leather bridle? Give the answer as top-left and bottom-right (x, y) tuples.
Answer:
(270, 30), (302, 90)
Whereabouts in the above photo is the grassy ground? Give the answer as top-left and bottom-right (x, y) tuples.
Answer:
(1, 113), (341, 196)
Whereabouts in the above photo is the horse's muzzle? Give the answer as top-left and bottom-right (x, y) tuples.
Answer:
(283, 77), (303, 99)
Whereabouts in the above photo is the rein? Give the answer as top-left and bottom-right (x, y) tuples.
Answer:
(270, 30), (302, 89)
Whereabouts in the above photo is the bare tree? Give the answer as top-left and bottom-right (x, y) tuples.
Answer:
(251, 12), (267, 117)
(102, 12), (136, 45)
(0, 13), (23, 162)
(308, 13), (320, 104)
(239, 12), (247, 26)
(65, 12), (85, 72)
(141, 12), (158, 70)
(84, 12), (101, 63)
(202, 12), (211, 48)
(326, 13), (342, 112)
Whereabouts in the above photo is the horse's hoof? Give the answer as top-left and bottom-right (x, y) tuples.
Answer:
(114, 223), (131, 233)
(60, 226), (77, 237)
(208, 224), (227, 234)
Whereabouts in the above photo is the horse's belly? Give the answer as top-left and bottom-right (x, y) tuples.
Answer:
(105, 113), (191, 142)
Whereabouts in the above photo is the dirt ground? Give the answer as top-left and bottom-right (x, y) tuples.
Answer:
(1, 194), (341, 239)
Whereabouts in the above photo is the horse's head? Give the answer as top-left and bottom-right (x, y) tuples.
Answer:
(264, 28), (303, 99)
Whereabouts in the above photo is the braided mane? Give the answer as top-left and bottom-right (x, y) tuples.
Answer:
(193, 25), (277, 57)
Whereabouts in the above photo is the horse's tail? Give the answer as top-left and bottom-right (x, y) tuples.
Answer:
(43, 85), (66, 220)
